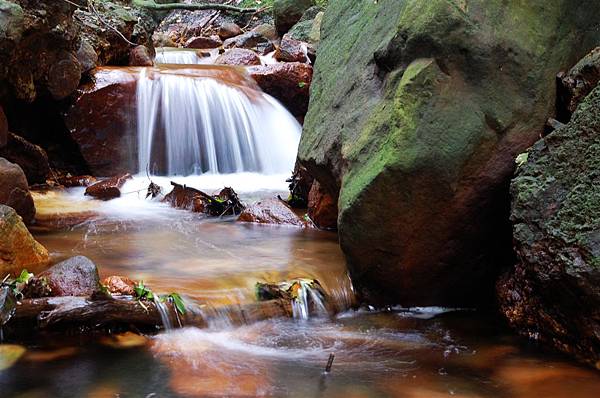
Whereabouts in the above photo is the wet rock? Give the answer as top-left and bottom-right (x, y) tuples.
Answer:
(163, 183), (245, 216)
(286, 6), (323, 46)
(223, 32), (274, 55)
(65, 68), (138, 176)
(218, 22), (243, 40)
(102, 275), (135, 296)
(0, 158), (35, 224)
(248, 62), (312, 117)
(557, 47), (600, 121)
(252, 24), (279, 43)
(76, 39), (98, 73)
(215, 48), (261, 66)
(286, 162), (313, 208)
(0, 105), (7, 148)
(38, 256), (101, 297)
(0, 133), (50, 184)
(152, 31), (177, 48)
(308, 181), (338, 230)
(129, 45), (154, 67)
(238, 198), (312, 228)
(273, 0), (314, 36)
(56, 174), (97, 188)
(298, 0), (600, 306)
(275, 36), (308, 63)
(85, 173), (132, 200)
(497, 85), (600, 367)
(47, 52), (82, 100)
(185, 35), (223, 49)
(0, 205), (49, 277)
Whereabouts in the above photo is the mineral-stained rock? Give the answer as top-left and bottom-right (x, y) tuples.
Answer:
(85, 173), (132, 200)
(275, 35), (308, 63)
(185, 35), (223, 49)
(223, 32), (274, 55)
(129, 45), (154, 66)
(0, 205), (49, 277)
(298, 0), (600, 305)
(0, 133), (49, 184)
(0, 158), (35, 224)
(218, 22), (243, 40)
(273, 0), (314, 36)
(215, 48), (261, 66)
(38, 256), (101, 297)
(308, 181), (337, 230)
(238, 198), (312, 228)
(248, 62), (312, 117)
(497, 85), (600, 367)
(557, 47), (600, 121)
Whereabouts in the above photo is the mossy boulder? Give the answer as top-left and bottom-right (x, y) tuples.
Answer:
(273, 0), (314, 36)
(298, 0), (600, 305)
(498, 85), (600, 367)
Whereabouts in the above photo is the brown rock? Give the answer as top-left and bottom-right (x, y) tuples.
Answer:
(0, 133), (50, 184)
(0, 105), (7, 148)
(56, 175), (97, 188)
(185, 35), (223, 49)
(102, 275), (135, 296)
(0, 158), (35, 224)
(129, 45), (154, 66)
(252, 24), (279, 43)
(76, 39), (98, 73)
(85, 173), (132, 200)
(248, 62), (313, 117)
(215, 49), (261, 66)
(65, 68), (138, 176)
(162, 183), (207, 213)
(275, 36), (308, 63)
(218, 22), (243, 40)
(38, 256), (101, 297)
(223, 32), (274, 55)
(0, 205), (49, 277)
(47, 52), (82, 100)
(308, 181), (338, 230)
(238, 198), (312, 227)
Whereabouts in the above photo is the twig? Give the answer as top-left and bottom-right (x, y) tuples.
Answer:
(88, 0), (137, 47)
(133, 0), (259, 13)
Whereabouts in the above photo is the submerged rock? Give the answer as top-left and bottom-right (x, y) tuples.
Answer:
(85, 173), (132, 200)
(0, 205), (49, 277)
(248, 62), (312, 117)
(238, 198), (313, 228)
(215, 48), (261, 66)
(0, 158), (35, 224)
(0, 133), (49, 185)
(38, 256), (101, 297)
(298, 0), (600, 306)
(273, 0), (314, 36)
(498, 85), (600, 367)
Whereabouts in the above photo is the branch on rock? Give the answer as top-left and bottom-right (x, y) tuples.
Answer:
(162, 182), (245, 216)
(132, 0), (261, 14)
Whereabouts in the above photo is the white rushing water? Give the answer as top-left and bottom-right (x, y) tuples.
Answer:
(136, 68), (301, 176)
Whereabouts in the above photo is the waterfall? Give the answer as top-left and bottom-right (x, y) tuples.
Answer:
(136, 66), (301, 176)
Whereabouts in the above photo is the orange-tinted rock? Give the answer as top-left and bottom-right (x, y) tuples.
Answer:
(215, 49), (261, 66)
(0, 106), (7, 148)
(185, 35), (223, 49)
(65, 68), (138, 176)
(129, 45), (154, 66)
(0, 133), (49, 184)
(0, 158), (35, 224)
(275, 36), (308, 63)
(0, 205), (49, 277)
(38, 256), (101, 297)
(308, 181), (338, 230)
(85, 173), (132, 200)
(162, 183), (207, 213)
(248, 62), (312, 117)
(238, 198), (313, 228)
(218, 22), (243, 40)
(102, 275), (135, 296)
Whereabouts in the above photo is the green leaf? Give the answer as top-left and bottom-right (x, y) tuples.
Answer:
(15, 270), (33, 284)
(298, 81), (306, 88)
(168, 293), (186, 315)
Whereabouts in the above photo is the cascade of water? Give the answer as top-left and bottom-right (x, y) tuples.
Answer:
(136, 67), (301, 176)
(291, 280), (329, 321)
(155, 48), (206, 65)
(153, 295), (174, 330)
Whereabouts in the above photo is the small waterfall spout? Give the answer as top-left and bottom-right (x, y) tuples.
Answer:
(136, 66), (301, 176)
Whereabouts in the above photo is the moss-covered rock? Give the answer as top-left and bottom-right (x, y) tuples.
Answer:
(498, 85), (600, 367)
(273, 0), (314, 36)
(298, 0), (600, 305)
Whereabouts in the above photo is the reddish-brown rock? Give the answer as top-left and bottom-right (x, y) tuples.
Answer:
(129, 45), (154, 66)
(215, 49), (261, 66)
(85, 173), (132, 200)
(223, 32), (274, 55)
(0, 158), (35, 224)
(0, 106), (7, 148)
(38, 256), (101, 297)
(218, 22), (243, 40)
(249, 62), (313, 117)
(308, 181), (338, 230)
(65, 68), (138, 176)
(0, 133), (50, 184)
(102, 275), (135, 296)
(238, 198), (313, 228)
(56, 175), (97, 188)
(185, 35), (223, 49)
(275, 36), (308, 63)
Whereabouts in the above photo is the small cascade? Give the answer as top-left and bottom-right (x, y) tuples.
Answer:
(136, 66), (301, 176)
(155, 48), (211, 65)
(290, 280), (329, 320)
(153, 296), (174, 330)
